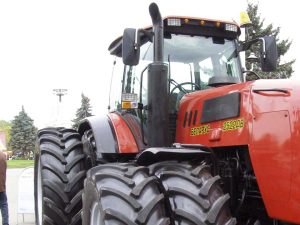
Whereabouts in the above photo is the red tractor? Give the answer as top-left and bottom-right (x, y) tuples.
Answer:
(34, 3), (299, 225)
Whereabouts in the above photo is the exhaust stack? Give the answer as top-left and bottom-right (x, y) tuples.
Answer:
(147, 3), (169, 147)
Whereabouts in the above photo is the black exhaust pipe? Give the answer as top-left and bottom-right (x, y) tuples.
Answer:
(147, 3), (169, 147)
(149, 3), (163, 62)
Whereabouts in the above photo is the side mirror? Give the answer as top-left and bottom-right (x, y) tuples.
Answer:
(260, 36), (277, 72)
(122, 28), (140, 66)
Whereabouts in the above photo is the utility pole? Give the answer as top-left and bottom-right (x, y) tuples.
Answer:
(53, 89), (68, 102)
(49, 89), (69, 127)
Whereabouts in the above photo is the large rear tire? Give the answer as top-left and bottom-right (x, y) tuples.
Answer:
(81, 129), (98, 168)
(82, 163), (170, 225)
(34, 128), (86, 225)
(149, 161), (236, 225)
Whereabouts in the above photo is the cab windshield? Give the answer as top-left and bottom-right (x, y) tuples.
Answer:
(109, 34), (242, 111)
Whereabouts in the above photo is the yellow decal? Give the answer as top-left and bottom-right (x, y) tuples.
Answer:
(222, 118), (244, 131)
(190, 125), (210, 136)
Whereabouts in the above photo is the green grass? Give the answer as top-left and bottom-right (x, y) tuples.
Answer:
(7, 160), (34, 169)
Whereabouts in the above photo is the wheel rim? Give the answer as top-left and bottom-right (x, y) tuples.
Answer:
(90, 202), (101, 225)
(37, 157), (43, 225)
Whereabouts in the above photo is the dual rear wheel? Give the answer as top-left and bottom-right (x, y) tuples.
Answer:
(81, 162), (236, 225)
(35, 128), (235, 225)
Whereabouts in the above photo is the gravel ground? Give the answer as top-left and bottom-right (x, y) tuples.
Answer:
(0, 168), (35, 225)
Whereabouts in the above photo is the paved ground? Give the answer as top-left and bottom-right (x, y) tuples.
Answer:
(0, 168), (35, 225)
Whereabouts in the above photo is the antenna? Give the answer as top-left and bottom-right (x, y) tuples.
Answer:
(108, 58), (116, 111)
(53, 89), (68, 102)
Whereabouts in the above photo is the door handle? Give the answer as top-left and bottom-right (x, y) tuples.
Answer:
(253, 88), (289, 95)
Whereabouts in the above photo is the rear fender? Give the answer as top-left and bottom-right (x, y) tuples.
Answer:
(107, 113), (139, 153)
(78, 115), (118, 154)
(78, 113), (139, 155)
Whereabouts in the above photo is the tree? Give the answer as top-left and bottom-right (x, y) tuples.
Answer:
(0, 120), (12, 148)
(72, 93), (93, 129)
(246, 2), (295, 79)
(9, 107), (37, 157)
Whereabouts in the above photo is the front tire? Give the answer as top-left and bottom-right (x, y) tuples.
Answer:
(82, 163), (170, 225)
(34, 128), (86, 225)
(149, 161), (236, 225)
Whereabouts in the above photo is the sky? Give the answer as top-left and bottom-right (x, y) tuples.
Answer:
(0, 0), (299, 128)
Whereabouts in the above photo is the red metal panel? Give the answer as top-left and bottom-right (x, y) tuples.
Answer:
(176, 82), (252, 147)
(250, 111), (292, 202)
(176, 79), (300, 223)
(108, 113), (139, 153)
(249, 80), (300, 223)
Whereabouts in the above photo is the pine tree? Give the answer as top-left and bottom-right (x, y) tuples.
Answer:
(9, 106), (37, 157)
(246, 2), (295, 79)
(72, 93), (93, 130)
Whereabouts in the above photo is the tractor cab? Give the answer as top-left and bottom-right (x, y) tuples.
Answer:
(108, 16), (243, 113)
(107, 4), (276, 148)
(108, 15), (244, 146)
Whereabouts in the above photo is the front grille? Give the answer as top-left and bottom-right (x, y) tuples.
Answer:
(169, 112), (177, 144)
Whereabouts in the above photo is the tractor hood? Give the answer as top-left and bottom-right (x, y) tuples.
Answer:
(175, 79), (299, 147)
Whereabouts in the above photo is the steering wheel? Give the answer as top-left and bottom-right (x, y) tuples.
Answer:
(170, 82), (201, 94)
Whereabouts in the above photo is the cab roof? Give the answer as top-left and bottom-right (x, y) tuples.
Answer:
(108, 16), (241, 57)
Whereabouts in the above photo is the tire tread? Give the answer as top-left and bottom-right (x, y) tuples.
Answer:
(82, 164), (169, 225)
(35, 127), (86, 225)
(150, 161), (236, 225)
